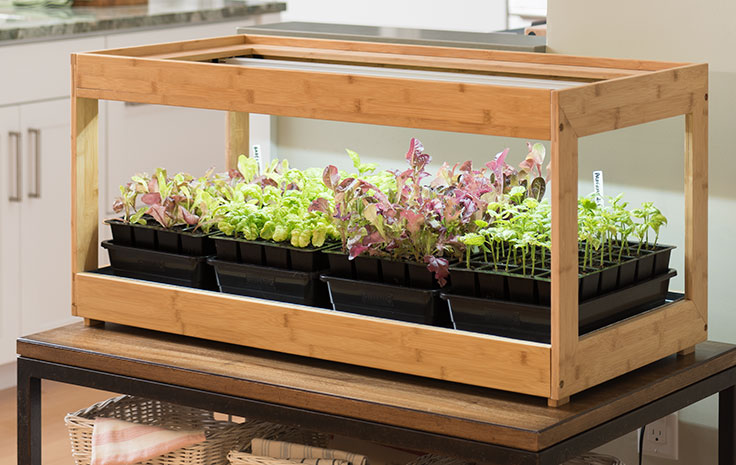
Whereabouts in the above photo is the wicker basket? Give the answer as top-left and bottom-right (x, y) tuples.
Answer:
(230, 449), (624, 465)
(227, 429), (330, 465)
(65, 395), (296, 465)
(225, 421), (624, 465)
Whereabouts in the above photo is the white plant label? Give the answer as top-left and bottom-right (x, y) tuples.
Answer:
(251, 144), (262, 171)
(593, 170), (605, 207)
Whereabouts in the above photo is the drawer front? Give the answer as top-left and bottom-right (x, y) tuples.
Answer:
(0, 12), (282, 107)
(104, 16), (281, 48)
(0, 36), (106, 106)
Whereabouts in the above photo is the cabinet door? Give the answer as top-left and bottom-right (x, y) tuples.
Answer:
(0, 36), (106, 107)
(19, 99), (78, 335)
(0, 106), (22, 364)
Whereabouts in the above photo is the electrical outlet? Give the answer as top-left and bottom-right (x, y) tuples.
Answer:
(637, 412), (679, 459)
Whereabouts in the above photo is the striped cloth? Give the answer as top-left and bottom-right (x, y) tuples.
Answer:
(91, 418), (206, 465)
(250, 439), (368, 465)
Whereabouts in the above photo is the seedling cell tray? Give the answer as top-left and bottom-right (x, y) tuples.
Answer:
(354, 256), (381, 281)
(107, 219), (135, 246)
(321, 275), (452, 327)
(328, 252), (443, 289)
(101, 240), (216, 290)
(324, 249), (355, 278)
(208, 258), (330, 307)
(454, 243), (674, 305)
(212, 235), (334, 272)
(105, 219), (215, 256)
(443, 269), (677, 343)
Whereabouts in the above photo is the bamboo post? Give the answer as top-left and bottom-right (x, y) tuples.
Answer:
(549, 93), (579, 407)
(227, 111), (249, 170)
(684, 93), (709, 325)
(71, 93), (99, 320)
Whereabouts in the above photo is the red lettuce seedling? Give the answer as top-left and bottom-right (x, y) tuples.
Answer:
(113, 169), (202, 229)
(319, 138), (496, 286)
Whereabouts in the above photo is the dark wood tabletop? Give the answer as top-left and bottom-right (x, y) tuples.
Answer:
(16, 323), (736, 453)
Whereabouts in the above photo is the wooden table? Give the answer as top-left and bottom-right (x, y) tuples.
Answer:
(16, 323), (736, 465)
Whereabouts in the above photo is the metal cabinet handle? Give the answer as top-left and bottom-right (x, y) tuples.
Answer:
(8, 131), (21, 202)
(28, 128), (41, 198)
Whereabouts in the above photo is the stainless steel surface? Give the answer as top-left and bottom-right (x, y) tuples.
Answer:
(223, 57), (579, 90)
(237, 21), (546, 53)
(27, 128), (40, 198)
(8, 131), (21, 202)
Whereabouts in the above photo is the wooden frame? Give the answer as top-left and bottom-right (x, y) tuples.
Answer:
(71, 34), (708, 405)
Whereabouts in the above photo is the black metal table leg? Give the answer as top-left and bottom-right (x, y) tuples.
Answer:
(720, 385), (736, 465)
(17, 359), (42, 465)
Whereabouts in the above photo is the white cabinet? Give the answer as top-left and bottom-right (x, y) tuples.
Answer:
(0, 36), (102, 362)
(0, 34), (102, 366)
(19, 99), (76, 336)
(0, 36), (106, 106)
(0, 100), (77, 364)
(0, 106), (22, 365)
(0, 13), (282, 366)
(104, 17), (279, 48)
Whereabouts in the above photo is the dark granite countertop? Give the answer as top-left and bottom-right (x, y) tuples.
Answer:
(0, 0), (284, 44)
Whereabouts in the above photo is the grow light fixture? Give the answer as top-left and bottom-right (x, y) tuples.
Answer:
(222, 57), (581, 90)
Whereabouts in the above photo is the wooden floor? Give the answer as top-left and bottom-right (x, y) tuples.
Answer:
(1, 379), (115, 465)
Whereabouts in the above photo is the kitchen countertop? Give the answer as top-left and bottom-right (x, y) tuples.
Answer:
(0, 0), (284, 44)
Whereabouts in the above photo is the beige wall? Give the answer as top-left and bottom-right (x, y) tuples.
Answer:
(548, 1), (735, 463)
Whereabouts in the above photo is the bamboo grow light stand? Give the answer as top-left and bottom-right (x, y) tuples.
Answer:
(71, 34), (708, 406)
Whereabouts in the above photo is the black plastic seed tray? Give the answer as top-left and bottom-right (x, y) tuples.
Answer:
(449, 243), (675, 305)
(212, 235), (335, 272)
(209, 258), (330, 307)
(101, 240), (217, 290)
(105, 218), (215, 256)
(325, 249), (355, 278)
(327, 252), (442, 289)
(321, 275), (452, 327)
(442, 269), (677, 343)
